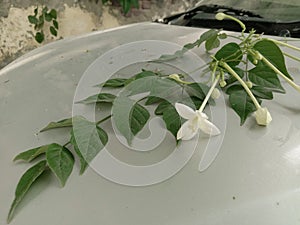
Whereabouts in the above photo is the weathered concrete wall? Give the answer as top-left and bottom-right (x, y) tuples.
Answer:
(0, 0), (196, 69)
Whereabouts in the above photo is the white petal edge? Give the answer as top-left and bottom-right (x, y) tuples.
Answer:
(175, 103), (196, 120)
(177, 121), (198, 140)
(198, 119), (221, 136)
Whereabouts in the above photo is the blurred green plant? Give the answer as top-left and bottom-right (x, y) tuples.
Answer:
(102, 0), (139, 14)
(28, 6), (58, 43)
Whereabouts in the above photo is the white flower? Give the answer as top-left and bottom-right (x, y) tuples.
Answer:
(254, 107), (272, 126)
(175, 103), (221, 140)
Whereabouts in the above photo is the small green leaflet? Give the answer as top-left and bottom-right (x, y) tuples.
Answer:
(226, 84), (273, 100)
(13, 145), (49, 162)
(7, 160), (47, 223)
(155, 100), (171, 115)
(70, 131), (88, 175)
(77, 93), (116, 104)
(249, 65), (285, 93)
(225, 67), (244, 85)
(124, 70), (158, 86)
(229, 89), (258, 125)
(112, 96), (150, 144)
(49, 26), (57, 36)
(254, 39), (292, 80)
(185, 82), (215, 105)
(71, 116), (108, 164)
(145, 96), (162, 105)
(205, 33), (220, 51)
(130, 103), (150, 136)
(40, 117), (73, 132)
(251, 86), (273, 100)
(161, 102), (181, 139)
(155, 29), (221, 62)
(46, 143), (74, 187)
(215, 43), (242, 67)
(99, 78), (128, 88)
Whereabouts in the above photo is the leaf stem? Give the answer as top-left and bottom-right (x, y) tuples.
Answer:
(267, 38), (300, 52)
(199, 74), (220, 112)
(283, 52), (300, 63)
(221, 61), (261, 109)
(63, 141), (71, 147)
(96, 115), (112, 125)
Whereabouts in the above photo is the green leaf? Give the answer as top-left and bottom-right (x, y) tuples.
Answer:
(40, 117), (73, 132)
(185, 82), (215, 105)
(155, 29), (219, 62)
(225, 84), (243, 95)
(254, 39), (292, 80)
(53, 20), (59, 29)
(251, 86), (273, 100)
(225, 84), (273, 100)
(99, 78), (128, 87)
(72, 116), (108, 164)
(229, 89), (258, 125)
(49, 9), (57, 19)
(28, 15), (38, 25)
(145, 96), (162, 105)
(7, 160), (47, 223)
(35, 32), (44, 43)
(155, 100), (170, 115)
(205, 32), (220, 51)
(124, 70), (157, 86)
(218, 33), (227, 39)
(131, 0), (139, 8)
(249, 65), (285, 93)
(50, 26), (57, 36)
(130, 103), (150, 136)
(122, 0), (131, 14)
(215, 43), (242, 67)
(225, 67), (244, 85)
(77, 93), (116, 104)
(45, 13), (52, 22)
(162, 103), (181, 139)
(112, 96), (150, 144)
(34, 7), (38, 16)
(13, 145), (49, 162)
(70, 131), (88, 175)
(46, 143), (74, 187)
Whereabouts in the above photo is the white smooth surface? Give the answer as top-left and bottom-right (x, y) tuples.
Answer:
(1, 22), (300, 225)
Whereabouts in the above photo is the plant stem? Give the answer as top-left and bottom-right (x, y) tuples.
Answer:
(267, 38), (300, 52)
(260, 55), (300, 92)
(283, 52), (300, 63)
(96, 115), (112, 125)
(199, 75), (220, 112)
(221, 62), (261, 109)
(63, 141), (71, 147)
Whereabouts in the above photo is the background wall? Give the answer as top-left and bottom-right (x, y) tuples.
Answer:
(0, 0), (197, 69)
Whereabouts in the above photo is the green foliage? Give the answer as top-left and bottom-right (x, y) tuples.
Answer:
(7, 160), (47, 223)
(102, 0), (139, 14)
(9, 13), (300, 223)
(28, 6), (58, 43)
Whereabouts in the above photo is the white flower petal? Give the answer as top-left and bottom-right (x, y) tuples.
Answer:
(177, 121), (198, 140)
(175, 103), (196, 120)
(199, 119), (221, 136)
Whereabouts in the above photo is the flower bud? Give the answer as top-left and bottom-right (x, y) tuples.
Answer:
(168, 74), (181, 81)
(246, 81), (253, 88)
(254, 107), (272, 126)
(219, 80), (227, 87)
(211, 88), (221, 99)
(215, 12), (226, 21)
